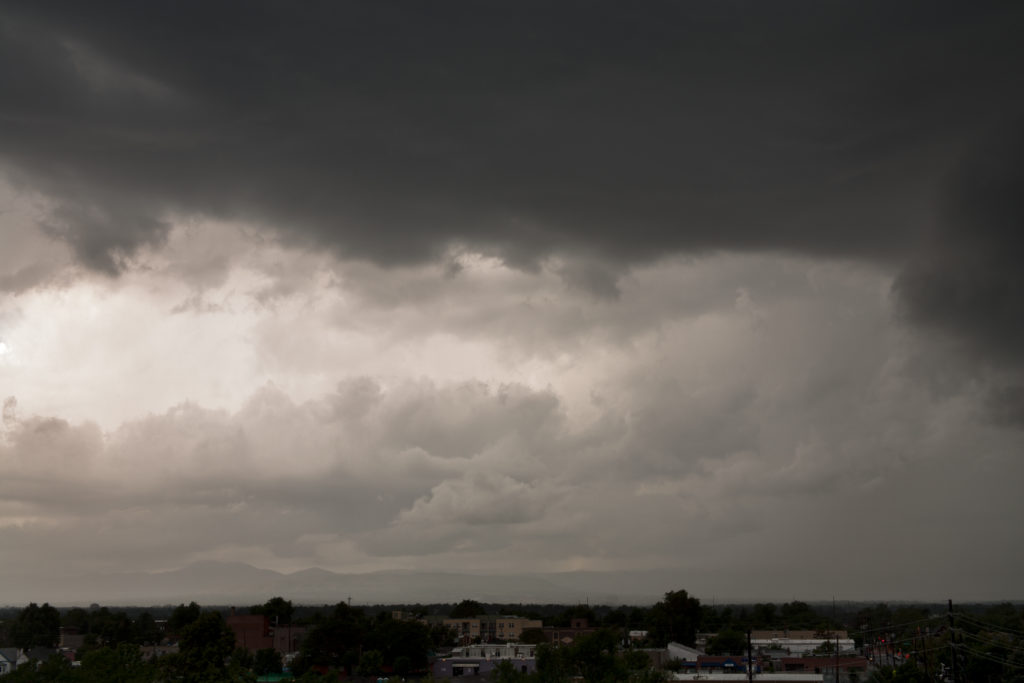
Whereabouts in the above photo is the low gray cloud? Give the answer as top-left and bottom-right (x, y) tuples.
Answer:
(2, 2), (1023, 362)
(0, 378), (573, 574)
(1, 255), (1021, 598)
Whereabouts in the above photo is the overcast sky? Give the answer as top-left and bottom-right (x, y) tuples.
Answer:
(1, 1), (1022, 603)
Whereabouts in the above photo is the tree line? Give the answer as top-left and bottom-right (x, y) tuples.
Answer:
(0, 593), (1020, 681)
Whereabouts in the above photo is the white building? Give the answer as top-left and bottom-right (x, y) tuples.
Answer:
(750, 630), (855, 656)
(667, 641), (704, 663)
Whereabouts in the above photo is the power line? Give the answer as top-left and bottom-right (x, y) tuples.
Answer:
(956, 643), (1024, 670)
(955, 628), (1019, 650)
(954, 612), (1024, 638)
(850, 614), (944, 637)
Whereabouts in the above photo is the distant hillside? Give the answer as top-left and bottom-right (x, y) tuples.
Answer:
(0, 562), (673, 607)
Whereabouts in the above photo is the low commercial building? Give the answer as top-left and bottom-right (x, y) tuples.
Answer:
(675, 655), (758, 674)
(780, 656), (868, 675)
(442, 615), (542, 644)
(544, 618), (601, 645)
(667, 641), (703, 663)
(751, 630), (855, 656)
(226, 609), (305, 654)
(432, 643), (538, 678)
(226, 613), (274, 652)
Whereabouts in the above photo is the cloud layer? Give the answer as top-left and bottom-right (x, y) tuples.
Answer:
(1, 1), (1023, 359)
(1, 2), (1023, 601)
(2, 236), (1021, 599)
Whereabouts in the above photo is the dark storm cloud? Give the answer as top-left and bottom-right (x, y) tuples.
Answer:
(2, 2), (1023, 348)
(894, 119), (1024, 363)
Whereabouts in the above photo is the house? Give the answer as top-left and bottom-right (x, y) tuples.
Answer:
(23, 648), (58, 664)
(0, 648), (25, 675)
(481, 615), (543, 643)
(443, 618), (482, 643)
(226, 610), (306, 654)
(272, 624), (306, 654)
(142, 644), (179, 660)
(432, 643), (538, 678)
(226, 612), (274, 653)
(59, 627), (85, 651)
(544, 618), (600, 645)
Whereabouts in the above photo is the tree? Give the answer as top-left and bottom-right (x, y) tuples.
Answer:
(980, 602), (1024, 632)
(37, 653), (77, 683)
(630, 667), (667, 683)
(705, 628), (747, 655)
(63, 607), (90, 632)
(870, 662), (928, 683)
(163, 611), (248, 683)
(535, 642), (572, 683)
(366, 613), (432, 672)
(356, 649), (383, 677)
(572, 629), (624, 683)
(10, 603), (61, 649)
(556, 605), (597, 628)
(780, 601), (823, 629)
(79, 643), (155, 683)
(520, 627), (546, 645)
(492, 658), (527, 683)
(623, 649), (651, 671)
(232, 647), (254, 671)
(90, 607), (133, 645)
(430, 621), (458, 647)
(253, 648), (283, 675)
(752, 603), (778, 628)
(293, 671), (328, 682)
(393, 655), (412, 678)
(648, 590), (701, 647)
(168, 601), (203, 636)
(450, 599), (486, 618)
(251, 597), (294, 625)
(2, 653), (78, 683)
(298, 601), (368, 674)
(603, 608), (628, 629)
(133, 612), (161, 645)
(959, 630), (1021, 683)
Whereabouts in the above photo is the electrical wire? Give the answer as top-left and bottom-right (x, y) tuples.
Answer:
(956, 643), (1024, 670)
(850, 614), (945, 638)
(955, 628), (1018, 648)
(954, 612), (1024, 638)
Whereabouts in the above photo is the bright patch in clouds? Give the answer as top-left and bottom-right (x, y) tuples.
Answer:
(1, 215), (1021, 601)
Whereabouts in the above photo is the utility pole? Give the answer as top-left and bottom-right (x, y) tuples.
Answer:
(887, 624), (894, 671)
(948, 600), (958, 683)
(921, 626), (931, 683)
(833, 598), (839, 683)
(835, 628), (840, 682)
(747, 628), (753, 683)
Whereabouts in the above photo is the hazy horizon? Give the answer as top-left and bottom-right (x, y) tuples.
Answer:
(2, 560), (1019, 609)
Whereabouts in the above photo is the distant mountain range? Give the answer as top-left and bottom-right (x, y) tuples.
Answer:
(0, 562), (682, 607)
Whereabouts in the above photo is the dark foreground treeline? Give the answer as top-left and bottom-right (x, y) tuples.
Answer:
(0, 593), (1021, 682)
